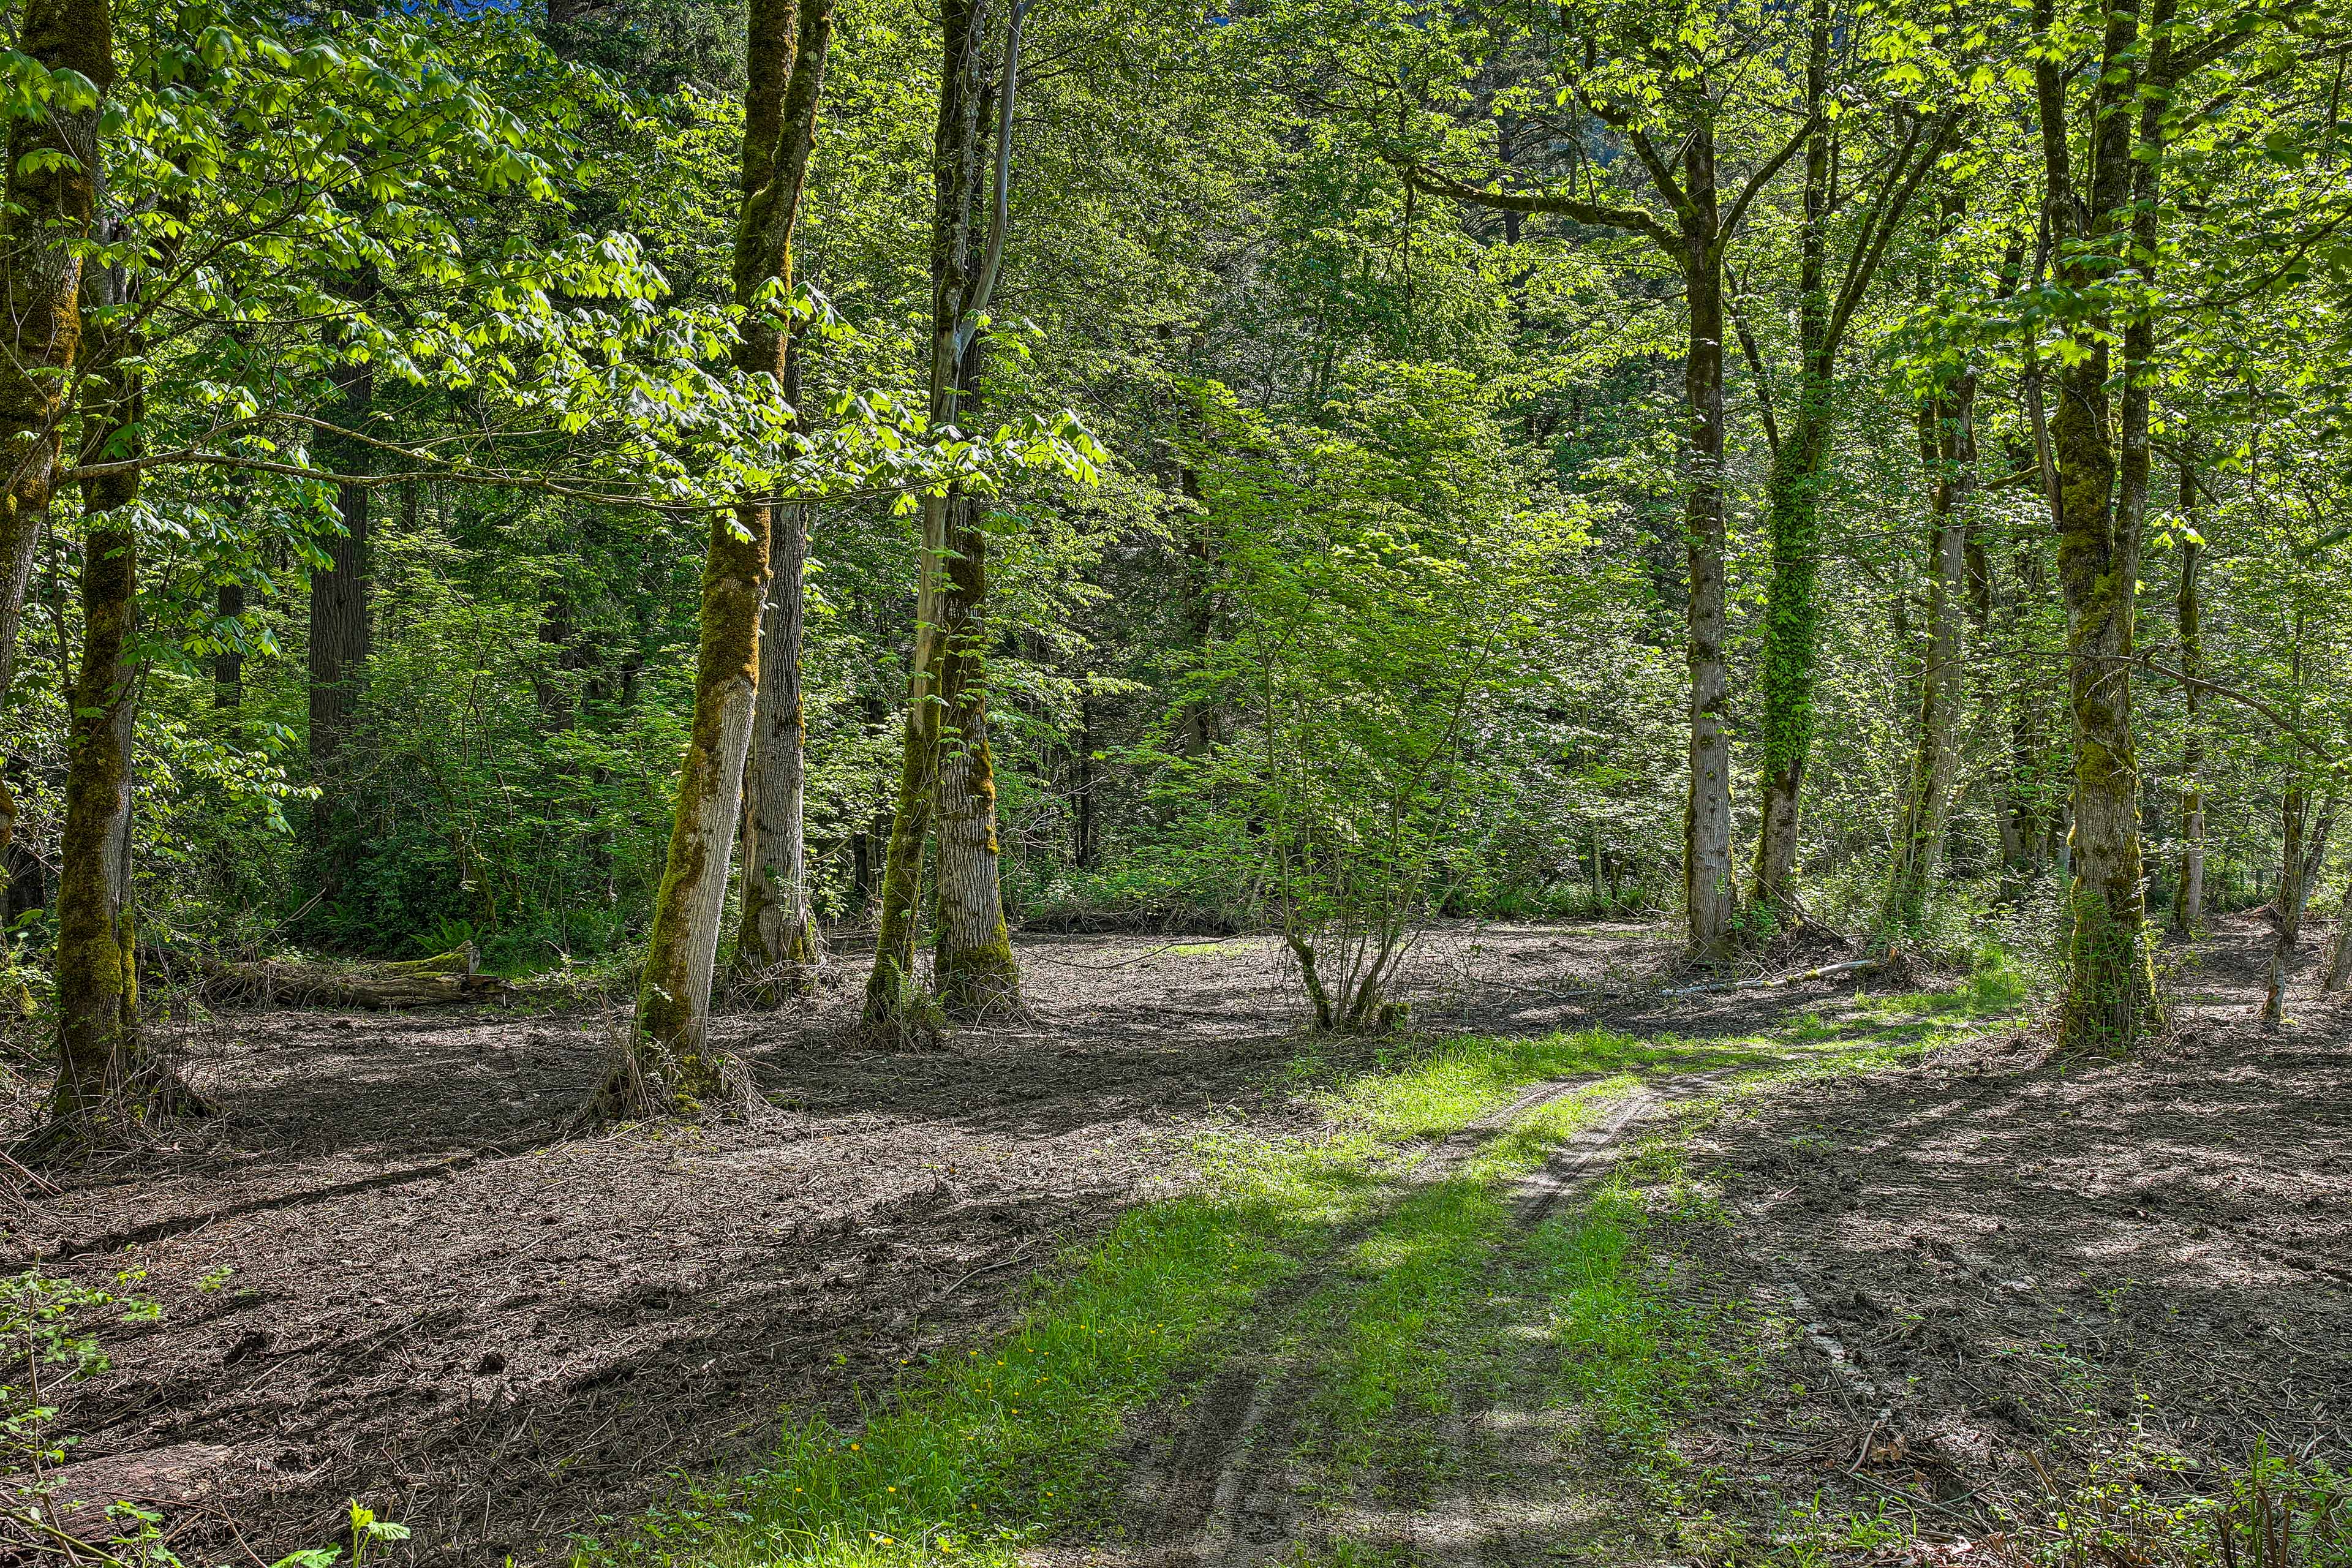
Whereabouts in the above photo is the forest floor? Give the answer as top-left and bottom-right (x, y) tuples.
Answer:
(4, 916), (2347, 1567)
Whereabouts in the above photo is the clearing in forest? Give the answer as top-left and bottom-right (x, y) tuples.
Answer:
(7, 918), (2349, 1567)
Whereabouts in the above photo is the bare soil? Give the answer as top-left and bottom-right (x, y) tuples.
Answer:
(1647, 914), (2352, 1551)
(11, 914), (2343, 1567)
(2, 924), (1679, 1567)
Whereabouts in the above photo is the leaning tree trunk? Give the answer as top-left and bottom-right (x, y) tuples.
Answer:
(0, 0), (110, 858)
(597, 0), (834, 1120)
(933, 493), (1020, 1016)
(1881, 379), (1978, 938)
(734, 493), (824, 998)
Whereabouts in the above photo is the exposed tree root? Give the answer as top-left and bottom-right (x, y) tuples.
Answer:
(17, 1061), (213, 1166)
(569, 1017), (758, 1129)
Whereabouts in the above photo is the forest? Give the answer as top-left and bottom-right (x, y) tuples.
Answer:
(2, 0), (2350, 1558)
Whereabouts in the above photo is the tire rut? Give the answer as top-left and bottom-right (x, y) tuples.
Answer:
(1139, 1071), (1726, 1567)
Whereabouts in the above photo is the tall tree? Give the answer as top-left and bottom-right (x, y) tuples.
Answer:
(1746, 0), (1956, 914)
(1403, 58), (1810, 958)
(734, 339), (824, 997)
(589, 0), (837, 1119)
(306, 266), (377, 891)
(865, 0), (1028, 1026)
(0, 0), (111, 857)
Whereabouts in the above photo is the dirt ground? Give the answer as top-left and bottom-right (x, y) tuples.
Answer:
(7, 915), (2346, 1567)
(1649, 913), (2352, 1553)
(3, 923), (1686, 1566)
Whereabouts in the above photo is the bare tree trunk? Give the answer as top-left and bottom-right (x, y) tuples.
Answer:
(933, 495), (1020, 1016)
(1680, 168), (1736, 961)
(2261, 789), (2316, 1024)
(2172, 471), (2204, 932)
(734, 494), (824, 997)
(596, 0), (835, 1120)
(0, 0), (110, 860)
(2319, 869), (2352, 994)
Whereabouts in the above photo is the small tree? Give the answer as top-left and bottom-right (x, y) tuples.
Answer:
(1177, 369), (1581, 1030)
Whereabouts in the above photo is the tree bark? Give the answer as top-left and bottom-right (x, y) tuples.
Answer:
(2319, 869), (2352, 994)
(0, 0), (111, 860)
(214, 581), (244, 709)
(2261, 789), (2315, 1024)
(933, 494), (1020, 1015)
(2037, 0), (2169, 1050)
(865, 0), (1027, 1027)
(306, 266), (378, 899)
(601, 0), (834, 1119)
(1681, 225), (1735, 960)
(2172, 462), (2204, 932)
(734, 491), (824, 996)
(45, 263), (190, 1142)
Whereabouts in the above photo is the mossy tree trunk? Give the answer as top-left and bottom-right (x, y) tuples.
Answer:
(44, 268), (190, 1145)
(1748, 12), (1954, 916)
(865, 0), (1028, 1029)
(600, 0), (834, 1119)
(0, 0), (110, 859)
(933, 490), (1020, 1016)
(2035, 0), (2173, 1051)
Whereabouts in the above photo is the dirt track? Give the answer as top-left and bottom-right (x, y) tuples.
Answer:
(6, 924), (1688, 1566)
(10, 916), (2347, 1566)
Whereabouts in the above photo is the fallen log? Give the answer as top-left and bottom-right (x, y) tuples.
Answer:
(145, 943), (509, 1009)
(1659, 956), (1885, 999)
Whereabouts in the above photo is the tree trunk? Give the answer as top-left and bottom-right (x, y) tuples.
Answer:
(1749, 0), (1833, 918)
(1681, 223), (1735, 960)
(2037, 0), (2169, 1051)
(2261, 789), (2315, 1024)
(734, 494), (824, 997)
(0, 0), (111, 860)
(933, 496), (1020, 1016)
(214, 581), (244, 709)
(1073, 696), (1095, 869)
(2319, 870), (2352, 994)
(2172, 477), (2204, 932)
(1882, 378), (1977, 938)
(44, 270), (192, 1143)
(598, 0), (834, 1120)
(865, 0), (1027, 1028)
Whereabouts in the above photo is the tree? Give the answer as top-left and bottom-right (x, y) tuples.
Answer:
(864, 0), (1028, 1030)
(589, 0), (837, 1119)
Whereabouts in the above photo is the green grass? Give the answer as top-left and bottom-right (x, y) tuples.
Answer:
(573, 968), (2029, 1568)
